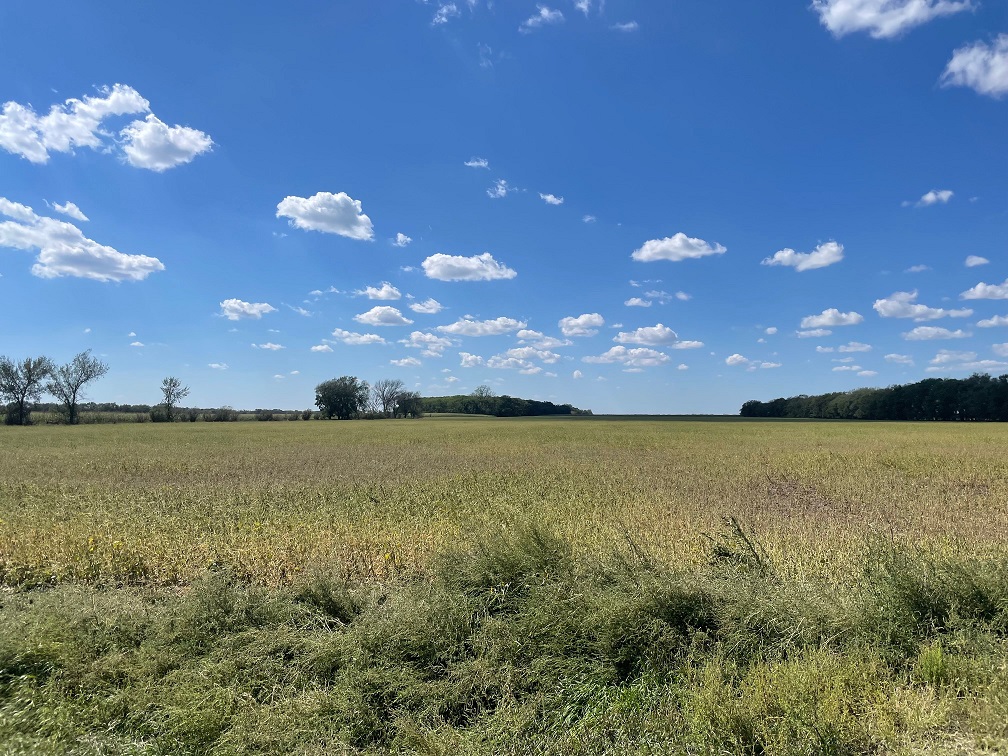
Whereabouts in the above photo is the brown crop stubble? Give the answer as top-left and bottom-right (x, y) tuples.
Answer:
(0, 418), (1006, 587)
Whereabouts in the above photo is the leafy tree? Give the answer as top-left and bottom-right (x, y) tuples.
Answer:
(0, 355), (54, 425)
(316, 376), (370, 420)
(373, 378), (405, 417)
(160, 376), (190, 421)
(46, 351), (109, 425)
(397, 390), (423, 418)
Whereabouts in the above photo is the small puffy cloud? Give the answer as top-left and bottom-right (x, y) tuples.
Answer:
(584, 346), (670, 368)
(725, 354), (749, 366)
(873, 290), (972, 321)
(811, 0), (972, 39)
(941, 35), (1008, 98)
(931, 349), (977, 365)
(439, 316), (526, 337)
(801, 308), (863, 328)
(762, 241), (844, 272)
(765, 327), (778, 335)
(331, 328), (386, 345)
(459, 352), (485, 367)
(905, 264), (931, 273)
(797, 329), (833, 338)
(422, 252), (517, 281)
(0, 84), (149, 164)
(978, 315), (1008, 328)
(0, 198), (165, 282)
(575, 0), (591, 14)
(612, 21), (639, 31)
(539, 193), (564, 205)
(287, 305), (312, 317)
(130, 341), (144, 348)
(858, 371), (878, 377)
(675, 291), (691, 301)
(120, 114), (213, 171)
(391, 357), (422, 367)
(572, 369), (583, 379)
(613, 324), (694, 347)
(816, 346), (835, 353)
(465, 157), (489, 169)
(961, 279), (1008, 300)
(903, 189), (954, 208)
(992, 343), (1008, 358)
(582, 214), (596, 223)
(359, 282), (401, 300)
(276, 191), (374, 240)
(220, 299), (277, 320)
(409, 298), (444, 314)
(310, 344), (333, 353)
(520, 5), (564, 33)
(52, 201), (88, 222)
(354, 305), (414, 326)
(965, 255), (989, 267)
(903, 326), (971, 340)
(559, 313), (605, 337)
(885, 353), (914, 365)
(392, 232), (412, 247)
(832, 365), (862, 372)
(838, 341), (872, 352)
(632, 233), (726, 263)
(486, 179), (511, 198)
(677, 364), (689, 371)
(516, 330), (571, 349)
(253, 342), (285, 350)
(625, 297), (651, 307)
(399, 331), (453, 354)
(209, 363), (228, 370)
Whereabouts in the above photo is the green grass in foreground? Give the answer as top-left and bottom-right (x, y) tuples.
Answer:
(1, 524), (1007, 755)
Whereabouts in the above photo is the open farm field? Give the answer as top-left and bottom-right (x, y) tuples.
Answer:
(1, 419), (1007, 754)
(2, 418), (1007, 586)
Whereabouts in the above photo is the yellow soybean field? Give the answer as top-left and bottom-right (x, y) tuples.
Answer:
(2, 417), (1006, 587)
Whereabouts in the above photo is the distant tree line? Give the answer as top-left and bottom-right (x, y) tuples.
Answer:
(421, 384), (591, 417)
(740, 373), (1008, 421)
(314, 376), (422, 420)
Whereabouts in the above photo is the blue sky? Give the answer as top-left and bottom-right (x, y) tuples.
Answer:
(1, 1), (1006, 414)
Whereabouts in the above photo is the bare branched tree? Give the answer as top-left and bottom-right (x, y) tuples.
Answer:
(373, 378), (405, 417)
(46, 350), (108, 425)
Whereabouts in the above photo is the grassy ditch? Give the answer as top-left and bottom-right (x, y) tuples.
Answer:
(2, 523), (1006, 755)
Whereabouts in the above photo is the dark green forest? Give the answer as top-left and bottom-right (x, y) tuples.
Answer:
(740, 373), (1008, 421)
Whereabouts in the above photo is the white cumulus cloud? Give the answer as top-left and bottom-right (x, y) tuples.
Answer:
(632, 233), (726, 263)
(399, 331), (453, 355)
(797, 329), (833, 338)
(811, 0), (972, 39)
(838, 341), (873, 352)
(961, 279), (1008, 300)
(359, 282), (401, 300)
(459, 352), (485, 367)
(120, 114), (213, 171)
(393, 232), (412, 247)
(978, 315), (1008, 327)
(625, 297), (651, 307)
(391, 357), (422, 367)
(559, 313), (605, 337)
(276, 191), (374, 240)
(873, 290), (972, 321)
(907, 189), (954, 207)
(903, 326), (971, 340)
(941, 35), (1008, 98)
(762, 241), (844, 271)
(885, 353), (915, 365)
(409, 298), (444, 314)
(725, 354), (749, 366)
(253, 342), (285, 351)
(965, 255), (989, 267)
(486, 179), (511, 198)
(219, 299), (277, 320)
(331, 328), (386, 345)
(584, 346), (670, 368)
(354, 306), (414, 326)
(422, 252), (517, 281)
(465, 157), (489, 169)
(439, 316), (526, 337)
(0, 198), (165, 282)
(310, 344), (333, 353)
(801, 308), (864, 328)
(539, 193), (564, 205)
